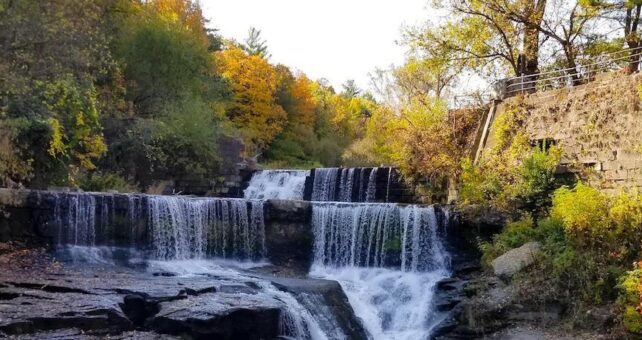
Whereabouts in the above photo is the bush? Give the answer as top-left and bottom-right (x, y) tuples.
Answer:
(76, 171), (138, 193)
(460, 142), (564, 217)
(552, 184), (642, 257)
(619, 262), (642, 334)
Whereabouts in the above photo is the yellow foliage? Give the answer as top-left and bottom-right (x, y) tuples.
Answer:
(147, 0), (207, 42)
(289, 75), (317, 128)
(47, 118), (66, 157)
(215, 46), (287, 153)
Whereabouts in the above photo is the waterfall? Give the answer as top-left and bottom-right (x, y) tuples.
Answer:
(49, 192), (266, 262)
(311, 202), (450, 340)
(244, 170), (309, 200)
(147, 196), (265, 261)
(311, 167), (397, 203)
(365, 167), (378, 202)
(385, 167), (393, 202)
(54, 192), (97, 246)
(311, 168), (339, 201)
(311, 203), (447, 271)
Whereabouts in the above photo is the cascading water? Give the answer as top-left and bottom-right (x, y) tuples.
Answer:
(49, 192), (266, 261)
(310, 202), (450, 340)
(244, 170), (309, 200)
(312, 167), (383, 202)
(147, 196), (265, 260)
(365, 167), (378, 203)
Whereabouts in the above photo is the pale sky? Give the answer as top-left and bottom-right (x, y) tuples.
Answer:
(201, 0), (431, 91)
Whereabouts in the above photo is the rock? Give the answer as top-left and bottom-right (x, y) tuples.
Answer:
(268, 276), (369, 340)
(492, 242), (541, 279)
(577, 306), (616, 331)
(506, 302), (563, 322)
(146, 293), (282, 340)
(120, 294), (160, 327)
(264, 199), (314, 274)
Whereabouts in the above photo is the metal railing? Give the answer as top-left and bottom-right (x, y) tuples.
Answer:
(450, 93), (493, 109)
(502, 47), (642, 98)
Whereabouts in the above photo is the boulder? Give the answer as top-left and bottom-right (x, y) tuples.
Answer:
(492, 242), (541, 279)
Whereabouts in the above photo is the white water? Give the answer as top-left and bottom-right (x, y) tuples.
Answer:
(148, 259), (329, 340)
(147, 196), (265, 260)
(311, 202), (450, 340)
(312, 167), (382, 202)
(311, 266), (446, 340)
(365, 168), (378, 202)
(49, 192), (267, 261)
(244, 170), (309, 200)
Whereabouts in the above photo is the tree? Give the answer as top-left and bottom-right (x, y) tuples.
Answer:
(341, 80), (361, 98)
(116, 0), (223, 115)
(216, 46), (286, 153)
(243, 27), (271, 59)
(589, 0), (642, 71)
(0, 0), (116, 186)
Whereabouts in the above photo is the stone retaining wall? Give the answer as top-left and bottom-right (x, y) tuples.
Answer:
(486, 71), (642, 193)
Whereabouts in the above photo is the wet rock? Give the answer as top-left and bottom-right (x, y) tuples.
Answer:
(146, 293), (281, 340)
(492, 242), (541, 280)
(0, 289), (132, 335)
(269, 276), (369, 340)
(218, 284), (257, 294)
(120, 294), (160, 327)
(264, 199), (314, 274)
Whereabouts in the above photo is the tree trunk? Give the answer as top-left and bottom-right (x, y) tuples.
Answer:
(522, 0), (546, 77)
(563, 44), (580, 85)
(626, 5), (641, 73)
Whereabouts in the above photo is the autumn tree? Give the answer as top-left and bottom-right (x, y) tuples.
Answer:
(0, 0), (115, 186)
(216, 46), (287, 154)
(100, 0), (231, 188)
(589, 0), (642, 71)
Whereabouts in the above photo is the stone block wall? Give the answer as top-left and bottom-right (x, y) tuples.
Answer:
(486, 71), (642, 193)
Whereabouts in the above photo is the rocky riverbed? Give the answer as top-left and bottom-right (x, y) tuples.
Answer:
(0, 242), (366, 339)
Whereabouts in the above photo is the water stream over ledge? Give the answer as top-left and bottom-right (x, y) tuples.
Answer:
(7, 167), (452, 339)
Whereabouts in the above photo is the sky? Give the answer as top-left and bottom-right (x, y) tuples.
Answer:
(201, 0), (431, 91)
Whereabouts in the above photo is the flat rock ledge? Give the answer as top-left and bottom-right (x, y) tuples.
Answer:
(0, 267), (289, 339)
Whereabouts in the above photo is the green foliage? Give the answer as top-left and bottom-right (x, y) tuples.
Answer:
(619, 262), (642, 334)
(77, 171), (138, 193)
(116, 3), (227, 116)
(483, 183), (642, 317)
(552, 184), (642, 256)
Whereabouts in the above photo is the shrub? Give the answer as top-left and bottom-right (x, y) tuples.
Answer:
(552, 184), (642, 258)
(551, 183), (610, 248)
(77, 172), (138, 193)
(619, 262), (642, 334)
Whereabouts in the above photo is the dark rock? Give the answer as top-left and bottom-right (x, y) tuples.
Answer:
(268, 276), (369, 340)
(146, 293), (281, 340)
(506, 302), (563, 322)
(152, 272), (176, 277)
(264, 199), (314, 274)
(120, 294), (160, 327)
(576, 306), (616, 331)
